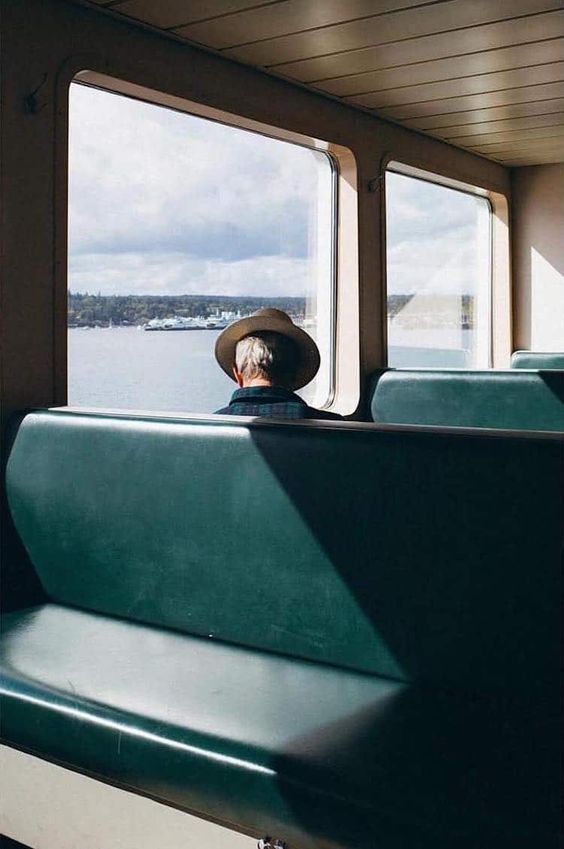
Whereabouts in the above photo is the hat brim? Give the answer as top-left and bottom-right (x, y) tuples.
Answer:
(215, 315), (320, 391)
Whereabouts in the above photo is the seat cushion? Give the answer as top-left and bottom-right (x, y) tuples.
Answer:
(1, 604), (560, 849)
(511, 351), (564, 369)
(369, 369), (564, 431)
(6, 411), (563, 693)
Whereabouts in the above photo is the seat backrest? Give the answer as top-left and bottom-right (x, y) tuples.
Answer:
(511, 350), (564, 369)
(369, 369), (564, 431)
(6, 410), (563, 693)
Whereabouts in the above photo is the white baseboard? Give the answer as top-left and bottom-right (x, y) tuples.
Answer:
(0, 745), (256, 849)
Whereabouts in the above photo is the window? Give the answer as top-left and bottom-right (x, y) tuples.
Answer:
(385, 168), (491, 368)
(68, 83), (336, 413)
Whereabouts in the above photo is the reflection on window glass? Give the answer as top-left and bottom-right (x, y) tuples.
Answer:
(68, 83), (335, 412)
(386, 170), (491, 368)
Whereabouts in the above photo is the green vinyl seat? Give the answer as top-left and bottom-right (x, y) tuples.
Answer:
(510, 350), (564, 369)
(2, 410), (563, 848)
(2, 603), (559, 849)
(369, 368), (564, 431)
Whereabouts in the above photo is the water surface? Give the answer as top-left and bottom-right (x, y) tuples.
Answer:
(69, 327), (234, 414)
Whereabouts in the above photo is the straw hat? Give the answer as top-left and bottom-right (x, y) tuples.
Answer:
(215, 308), (320, 390)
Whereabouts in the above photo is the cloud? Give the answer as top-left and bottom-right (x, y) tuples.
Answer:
(69, 84), (331, 293)
(388, 238), (480, 295)
(386, 171), (488, 245)
(386, 172), (489, 294)
(69, 251), (315, 298)
(68, 85), (488, 299)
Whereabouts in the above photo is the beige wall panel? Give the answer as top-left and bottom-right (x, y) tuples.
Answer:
(456, 122), (564, 146)
(0, 745), (255, 849)
(0, 10), (59, 413)
(0, 0), (509, 425)
(349, 63), (564, 109)
(114, 0), (281, 30)
(379, 83), (564, 120)
(320, 40), (564, 98)
(258, 12), (564, 80)
(174, 0), (434, 48)
(512, 164), (564, 349)
(490, 192), (512, 366)
(428, 108), (564, 137)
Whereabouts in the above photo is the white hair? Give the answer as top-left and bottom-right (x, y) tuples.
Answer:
(235, 332), (298, 386)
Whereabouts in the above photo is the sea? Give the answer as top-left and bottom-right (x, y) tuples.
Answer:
(68, 326), (236, 414)
(68, 326), (473, 414)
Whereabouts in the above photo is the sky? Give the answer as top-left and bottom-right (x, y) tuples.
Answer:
(68, 83), (488, 299)
(386, 171), (490, 297)
(68, 84), (331, 298)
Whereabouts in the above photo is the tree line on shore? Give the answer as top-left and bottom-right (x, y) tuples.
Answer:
(68, 292), (474, 328)
(68, 293), (307, 327)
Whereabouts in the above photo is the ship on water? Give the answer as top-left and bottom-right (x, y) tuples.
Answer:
(144, 310), (306, 332)
(144, 315), (233, 331)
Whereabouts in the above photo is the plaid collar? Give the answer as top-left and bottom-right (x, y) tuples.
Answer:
(228, 386), (305, 406)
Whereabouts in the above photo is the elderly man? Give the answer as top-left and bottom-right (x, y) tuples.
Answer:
(214, 308), (342, 420)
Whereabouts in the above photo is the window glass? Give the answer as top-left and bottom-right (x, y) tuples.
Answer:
(68, 83), (335, 412)
(385, 170), (491, 368)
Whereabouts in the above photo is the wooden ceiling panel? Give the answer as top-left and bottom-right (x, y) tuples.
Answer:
(455, 122), (564, 146)
(432, 117), (564, 146)
(406, 99), (564, 132)
(379, 82), (564, 120)
(269, 12), (564, 84)
(346, 63), (564, 109)
(220, 0), (561, 66)
(111, 0), (281, 30)
(319, 40), (564, 98)
(174, 0), (434, 49)
(472, 134), (564, 154)
(492, 150), (564, 164)
(77, 0), (564, 165)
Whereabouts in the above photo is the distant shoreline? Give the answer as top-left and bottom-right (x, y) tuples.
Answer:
(68, 324), (227, 331)
(68, 291), (474, 330)
(68, 293), (308, 329)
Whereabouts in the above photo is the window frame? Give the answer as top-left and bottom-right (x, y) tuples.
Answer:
(383, 160), (497, 370)
(60, 71), (360, 417)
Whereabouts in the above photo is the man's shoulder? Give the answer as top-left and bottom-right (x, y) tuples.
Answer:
(214, 387), (345, 420)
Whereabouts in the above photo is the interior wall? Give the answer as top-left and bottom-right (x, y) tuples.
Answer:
(511, 164), (564, 352)
(0, 0), (511, 426)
